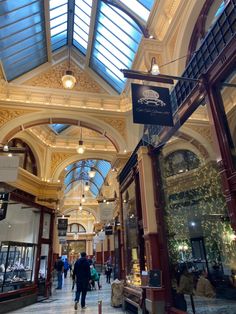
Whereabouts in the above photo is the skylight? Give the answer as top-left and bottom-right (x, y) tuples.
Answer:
(118, 0), (152, 21)
(90, 1), (143, 93)
(49, 0), (68, 51)
(73, 0), (92, 55)
(0, 0), (47, 81)
(64, 159), (111, 196)
(50, 124), (70, 134)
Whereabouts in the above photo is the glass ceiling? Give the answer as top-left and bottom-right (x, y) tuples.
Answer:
(0, 0), (153, 90)
(64, 159), (111, 196)
(50, 123), (70, 134)
(0, 0), (47, 81)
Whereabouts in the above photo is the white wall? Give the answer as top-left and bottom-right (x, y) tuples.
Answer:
(0, 204), (40, 244)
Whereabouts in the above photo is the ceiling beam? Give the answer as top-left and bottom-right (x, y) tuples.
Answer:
(43, 0), (52, 62)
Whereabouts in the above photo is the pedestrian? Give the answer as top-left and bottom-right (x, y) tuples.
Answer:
(90, 265), (101, 290)
(73, 252), (91, 310)
(54, 256), (64, 290)
(64, 258), (70, 278)
(105, 262), (112, 283)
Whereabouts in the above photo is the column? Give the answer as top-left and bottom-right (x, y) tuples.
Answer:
(137, 146), (166, 314)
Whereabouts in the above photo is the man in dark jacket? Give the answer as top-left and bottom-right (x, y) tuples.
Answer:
(73, 252), (91, 310)
(54, 256), (64, 289)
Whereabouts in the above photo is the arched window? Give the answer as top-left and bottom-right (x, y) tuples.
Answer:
(187, 0), (228, 62)
(164, 150), (200, 177)
(8, 138), (37, 175)
(67, 223), (86, 233)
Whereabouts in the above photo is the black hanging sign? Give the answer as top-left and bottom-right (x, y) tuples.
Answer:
(0, 193), (9, 221)
(57, 218), (68, 230)
(105, 225), (113, 235)
(131, 83), (173, 126)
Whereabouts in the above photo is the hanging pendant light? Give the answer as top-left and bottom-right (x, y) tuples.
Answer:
(88, 169), (96, 178)
(62, 45), (76, 89)
(150, 57), (160, 75)
(84, 182), (90, 191)
(81, 194), (86, 203)
(77, 127), (85, 154)
(79, 203), (82, 211)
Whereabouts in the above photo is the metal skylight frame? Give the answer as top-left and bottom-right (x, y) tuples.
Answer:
(0, 0), (48, 81)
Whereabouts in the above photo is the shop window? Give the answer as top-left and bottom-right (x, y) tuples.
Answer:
(164, 150), (200, 177)
(218, 69), (236, 168)
(122, 179), (146, 286)
(157, 105), (236, 312)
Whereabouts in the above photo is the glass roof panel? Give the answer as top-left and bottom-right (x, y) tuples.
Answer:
(64, 159), (111, 196)
(72, 0), (92, 54)
(50, 124), (70, 134)
(90, 1), (143, 93)
(118, 0), (153, 21)
(0, 0), (47, 81)
(49, 0), (68, 51)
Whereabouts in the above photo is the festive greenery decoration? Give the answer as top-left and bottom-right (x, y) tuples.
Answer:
(160, 156), (236, 271)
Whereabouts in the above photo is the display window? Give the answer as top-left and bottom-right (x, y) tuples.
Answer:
(157, 105), (236, 313)
(0, 242), (36, 292)
(217, 69), (236, 169)
(122, 179), (145, 286)
(0, 201), (40, 294)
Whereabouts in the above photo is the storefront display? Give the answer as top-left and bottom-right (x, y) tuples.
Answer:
(0, 242), (36, 292)
(156, 111), (236, 313)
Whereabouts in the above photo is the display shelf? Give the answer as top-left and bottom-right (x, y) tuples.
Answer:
(0, 242), (36, 293)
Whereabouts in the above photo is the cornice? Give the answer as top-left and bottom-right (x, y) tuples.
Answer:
(0, 82), (130, 112)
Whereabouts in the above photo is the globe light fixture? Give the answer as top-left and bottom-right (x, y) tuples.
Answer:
(88, 169), (96, 178)
(81, 194), (86, 203)
(76, 127), (85, 154)
(61, 44), (76, 89)
(3, 144), (9, 152)
(79, 203), (82, 211)
(150, 57), (160, 75)
(62, 70), (76, 89)
(84, 182), (90, 191)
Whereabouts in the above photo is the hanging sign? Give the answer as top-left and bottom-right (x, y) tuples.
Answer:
(0, 193), (9, 221)
(57, 218), (68, 230)
(131, 83), (173, 126)
(105, 225), (113, 235)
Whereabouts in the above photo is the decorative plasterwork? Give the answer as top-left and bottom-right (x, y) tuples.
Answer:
(0, 107), (36, 128)
(51, 152), (74, 176)
(23, 61), (107, 94)
(189, 125), (214, 146)
(96, 116), (127, 139)
(153, 0), (181, 41)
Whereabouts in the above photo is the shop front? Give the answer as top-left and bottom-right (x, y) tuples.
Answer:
(0, 189), (54, 313)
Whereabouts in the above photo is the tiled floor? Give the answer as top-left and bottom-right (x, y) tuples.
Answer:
(10, 275), (125, 314)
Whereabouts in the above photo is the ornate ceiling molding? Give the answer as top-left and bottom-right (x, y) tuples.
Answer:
(23, 61), (107, 94)
(0, 107), (36, 129)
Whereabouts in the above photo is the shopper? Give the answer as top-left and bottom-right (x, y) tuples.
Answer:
(90, 264), (101, 290)
(73, 252), (91, 310)
(105, 262), (112, 283)
(63, 258), (70, 278)
(54, 256), (64, 290)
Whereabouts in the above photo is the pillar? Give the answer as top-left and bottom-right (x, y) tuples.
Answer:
(137, 146), (165, 314)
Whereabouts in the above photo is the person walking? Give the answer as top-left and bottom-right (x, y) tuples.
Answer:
(54, 256), (64, 290)
(73, 252), (91, 310)
(63, 258), (70, 278)
(105, 262), (112, 284)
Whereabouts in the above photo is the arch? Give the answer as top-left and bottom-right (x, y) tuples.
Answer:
(11, 132), (43, 178)
(164, 149), (200, 177)
(68, 223), (86, 233)
(163, 126), (215, 161)
(54, 153), (115, 180)
(171, 1), (205, 75)
(0, 111), (127, 153)
(187, 0), (224, 63)
(63, 206), (98, 221)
